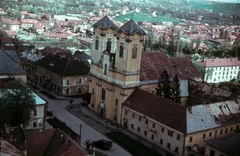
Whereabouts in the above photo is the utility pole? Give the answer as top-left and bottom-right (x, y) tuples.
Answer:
(79, 124), (82, 144)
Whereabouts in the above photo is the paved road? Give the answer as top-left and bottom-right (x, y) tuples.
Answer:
(38, 92), (132, 156)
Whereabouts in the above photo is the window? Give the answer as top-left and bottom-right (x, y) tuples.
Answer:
(220, 129), (223, 134)
(160, 139), (163, 145)
(101, 88), (105, 100)
(152, 123), (155, 128)
(144, 130), (147, 136)
(119, 45), (124, 57)
(33, 122), (37, 127)
(95, 39), (99, 50)
(167, 143), (171, 149)
(177, 135), (180, 141)
(92, 88), (95, 94)
(189, 137), (192, 142)
(139, 116), (141, 121)
(79, 78), (82, 84)
(237, 126), (239, 129)
(66, 79), (70, 85)
(33, 109), (37, 115)
(161, 127), (164, 133)
(175, 147), (179, 153)
(125, 110), (127, 115)
(203, 134), (205, 139)
(225, 128), (228, 133)
(132, 113), (135, 118)
(115, 99), (118, 106)
(132, 47), (137, 59)
(151, 134), (154, 140)
(210, 150), (215, 156)
(104, 64), (107, 75)
(145, 119), (148, 125)
(131, 124), (134, 129)
(209, 132), (212, 137)
(106, 40), (111, 51)
(168, 130), (173, 137)
(138, 127), (140, 132)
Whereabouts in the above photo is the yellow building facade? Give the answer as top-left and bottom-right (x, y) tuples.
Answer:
(89, 16), (145, 124)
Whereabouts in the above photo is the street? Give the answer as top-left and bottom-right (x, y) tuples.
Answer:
(37, 92), (132, 156)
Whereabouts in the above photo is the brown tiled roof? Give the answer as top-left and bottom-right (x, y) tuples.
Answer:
(24, 128), (87, 156)
(123, 89), (187, 133)
(197, 58), (240, 68)
(24, 129), (56, 156)
(36, 54), (90, 76)
(140, 52), (202, 80)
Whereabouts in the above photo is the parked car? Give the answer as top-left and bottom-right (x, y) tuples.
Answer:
(92, 139), (113, 150)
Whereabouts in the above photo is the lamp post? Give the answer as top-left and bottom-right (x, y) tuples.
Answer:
(79, 124), (82, 145)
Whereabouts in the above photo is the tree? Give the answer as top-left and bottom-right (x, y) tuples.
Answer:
(0, 80), (36, 127)
(0, 29), (8, 39)
(156, 70), (171, 99)
(170, 75), (182, 104)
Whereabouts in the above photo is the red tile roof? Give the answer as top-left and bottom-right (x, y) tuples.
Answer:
(123, 89), (187, 133)
(24, 129), (56, 156)
(140, 52), (202, 80)
(197, 58), (240, 67)
(24, 128), (88, 156)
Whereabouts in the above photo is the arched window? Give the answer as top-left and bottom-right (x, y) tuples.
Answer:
(102, 88), (105, 100)
(95, 39), (99, 50)
(106, 40), (111, 51)
(104, 64), (107, 75)
(119, 45), (124, 57)
(132, 47), (137, 59)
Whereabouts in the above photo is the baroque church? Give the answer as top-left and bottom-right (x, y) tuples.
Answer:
(88, 16), (202, 125)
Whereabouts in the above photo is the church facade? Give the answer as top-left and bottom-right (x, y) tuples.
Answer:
(88, 16), (145, 124)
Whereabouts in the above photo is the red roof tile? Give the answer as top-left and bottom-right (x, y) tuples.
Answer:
(24, 129), (56, 156)
(140, 52), (202, 80)
(197, 58), (240, 67)
(123, 89), (187, 133)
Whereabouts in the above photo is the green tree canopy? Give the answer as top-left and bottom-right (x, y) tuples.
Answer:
(0, 80), (36, 128)
(156, 69), (171, 99)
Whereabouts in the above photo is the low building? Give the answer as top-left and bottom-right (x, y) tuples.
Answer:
(197, 58), (240, 83)
(35, 53), (90, 96)
(0, 49), (27, 87)
(122, 89), (240, 156)
(24, 91), (47, 130)
(204, 132), (240, 156)
(1, 126), (88, 156)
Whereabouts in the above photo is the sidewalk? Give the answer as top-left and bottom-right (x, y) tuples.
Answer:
(32, 83), (167, 156)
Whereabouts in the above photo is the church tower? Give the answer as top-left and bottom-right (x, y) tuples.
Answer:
(89, 16), (145, 124)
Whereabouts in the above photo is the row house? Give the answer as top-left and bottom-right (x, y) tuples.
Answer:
(122, 89), (240, 156)
(20, 50), (44, 83)
(43, 32), (70, 40)
(197, 58), (240, 83)
(0, 49), (27, 87)
(0, 18), (21, 32)
(204, 132), (240, 156)
(20, 19), (38, 30)
(32, 23), (45, 34)
(35, 53), (90, 96)
(25, 91), (47, 130)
